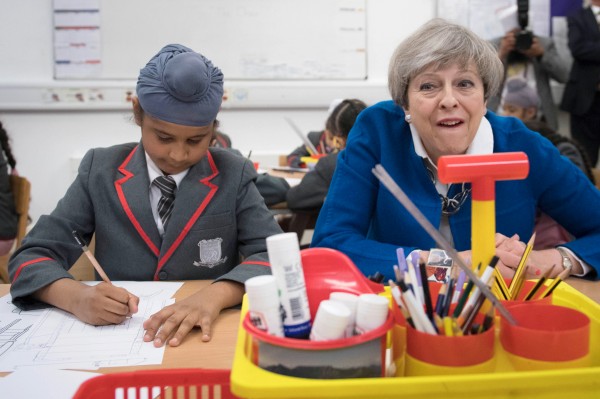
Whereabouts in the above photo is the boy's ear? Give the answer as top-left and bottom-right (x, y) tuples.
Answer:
(132, 97), (143, 126)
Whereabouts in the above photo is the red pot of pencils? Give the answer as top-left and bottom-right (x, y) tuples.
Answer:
(391, 282), (496, 376)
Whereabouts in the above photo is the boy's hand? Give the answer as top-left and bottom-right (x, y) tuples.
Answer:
(143, 280), (244, 347)
(34, 279), (139, 325)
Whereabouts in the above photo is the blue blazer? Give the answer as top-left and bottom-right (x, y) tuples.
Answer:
(311, 101), (600, 281)
(9, 144), (282, 308)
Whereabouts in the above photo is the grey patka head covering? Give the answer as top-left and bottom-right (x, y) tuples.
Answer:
(504, 77), (539, 109)
(136, 44), (224, 126)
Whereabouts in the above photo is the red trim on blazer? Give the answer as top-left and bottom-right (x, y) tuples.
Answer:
(154, 150), (220, 280)
(12, 257), (53, 282)
(242, 261), (271, 267)
(115, 145), (160, 257)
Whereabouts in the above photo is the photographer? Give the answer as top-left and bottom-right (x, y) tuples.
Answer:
(560, 0), (600, 167)
(488, 17), (569, 130)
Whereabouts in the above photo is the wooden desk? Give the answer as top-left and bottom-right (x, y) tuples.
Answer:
(0, 281), (241, 376)
(0, 277), (598, 377)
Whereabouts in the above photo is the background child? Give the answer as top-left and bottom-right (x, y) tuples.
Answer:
(0, 121), (18, 256)
(286, 99), (367, 211)
(286, 99), (343, 168)
(9, 44), (282, 347)
(500, 77), (540, 123)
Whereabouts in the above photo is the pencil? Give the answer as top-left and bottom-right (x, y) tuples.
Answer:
(284, 117), (318, 156)
(72, 230), (111, 284)
(508, 233), (536, 299)
(539, 267), (571, 298)
(524, 265), (556, 301)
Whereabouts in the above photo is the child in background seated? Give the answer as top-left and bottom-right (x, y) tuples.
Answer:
(500, 77), (540, 123)
(9, 44), (282, 347)
(286, 99), (343, 168)
(286, 99), (367, 211)
(0, 122), (18, 256)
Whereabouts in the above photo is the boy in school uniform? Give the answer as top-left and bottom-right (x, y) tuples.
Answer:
(8, 44), (282, 347)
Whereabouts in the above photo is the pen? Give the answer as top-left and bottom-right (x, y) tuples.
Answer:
(417, 261), (434, 322)
(389, 281), (416, 329)
(72, 230), (111, 284)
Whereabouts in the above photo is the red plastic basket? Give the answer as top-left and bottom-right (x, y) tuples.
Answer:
(72, 368), (238, 399)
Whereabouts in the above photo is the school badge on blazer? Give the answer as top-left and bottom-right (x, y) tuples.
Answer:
(194, 238), (227, 268)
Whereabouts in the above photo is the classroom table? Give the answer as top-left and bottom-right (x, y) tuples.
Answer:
(0, 277), (599, 378)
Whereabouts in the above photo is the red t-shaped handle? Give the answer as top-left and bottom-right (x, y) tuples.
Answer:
(438, 152), (530, 201)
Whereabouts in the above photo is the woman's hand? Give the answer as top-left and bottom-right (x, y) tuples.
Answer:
(142, 280), (245, 347)
(494, 235), (576, 280)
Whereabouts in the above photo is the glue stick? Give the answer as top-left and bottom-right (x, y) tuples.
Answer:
(355, 294), (389, 335)
(245, 275), (284, 337)
(310, 300), (351, 341)
(329, 291), (359, 337)
(266, 232), (312, 338)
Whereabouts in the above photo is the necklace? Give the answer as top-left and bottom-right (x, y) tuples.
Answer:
(425, 163), (471, 216)
(440, 183), (471, 215)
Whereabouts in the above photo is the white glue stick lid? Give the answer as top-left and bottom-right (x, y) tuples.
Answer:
(329, 292), (359, 316)
(355, 293), (389, 333)
(266, 232), (300, 264)
(310, 300), (351, 341)
(245, 275), (279, 309)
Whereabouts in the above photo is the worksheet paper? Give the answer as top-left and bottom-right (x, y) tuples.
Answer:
(0, 281), (183, 371)
(0, 368), (101, 399)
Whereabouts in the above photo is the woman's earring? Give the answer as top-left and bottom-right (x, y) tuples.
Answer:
(405, 114), (411, 123)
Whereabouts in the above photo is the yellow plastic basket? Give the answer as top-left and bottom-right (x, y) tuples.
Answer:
(231, 273), (600, 399)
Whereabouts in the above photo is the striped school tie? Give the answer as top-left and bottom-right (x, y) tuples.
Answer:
(153, 175), (177, 228)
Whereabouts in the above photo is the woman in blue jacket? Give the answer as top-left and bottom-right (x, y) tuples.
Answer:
(311, 19), (600, 283)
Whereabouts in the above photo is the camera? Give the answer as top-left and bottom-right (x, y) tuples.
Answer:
(515, 0), (533, 50)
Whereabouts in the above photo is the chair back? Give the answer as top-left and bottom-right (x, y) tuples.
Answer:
(9, 175), (31, 249)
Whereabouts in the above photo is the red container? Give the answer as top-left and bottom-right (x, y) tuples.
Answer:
(72, 369), (237, 399)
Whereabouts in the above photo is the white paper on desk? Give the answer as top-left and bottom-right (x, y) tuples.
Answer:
(0, 281), (183, 371)
(0, 368), (101, 399)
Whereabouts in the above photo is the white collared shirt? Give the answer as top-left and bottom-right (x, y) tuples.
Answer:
(146, 153), (189, 236)
(409, 116), (494, 248)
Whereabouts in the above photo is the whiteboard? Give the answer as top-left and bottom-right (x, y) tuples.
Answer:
(60, 0), (367, 80)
